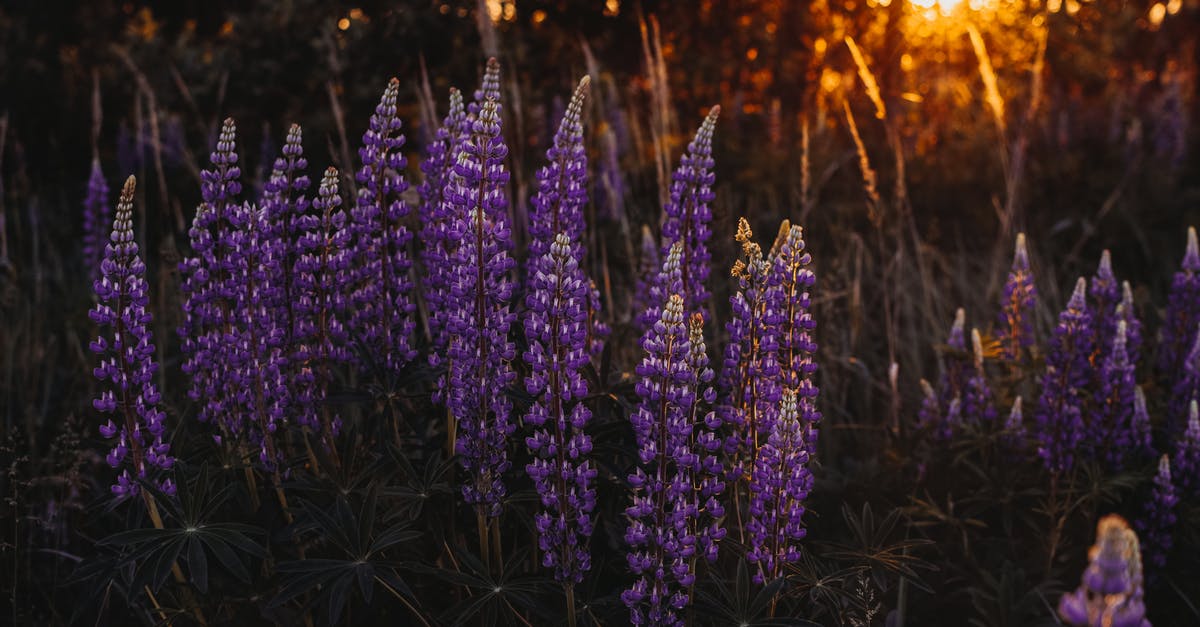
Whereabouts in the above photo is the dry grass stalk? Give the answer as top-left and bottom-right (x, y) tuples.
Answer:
(845, 36), (887, 120)
(967, 23), (1006, 138)
(842, 100), (881, 215)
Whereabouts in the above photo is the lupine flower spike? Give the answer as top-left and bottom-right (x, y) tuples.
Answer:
(1116, 282), (1143, 365)
(92, 176), (174, 498)
(746, 389), (811, 584)
(683, 312), (726, 566)
(419, 88), (467, 356)
(82, 158), (111, 283)
(1034, 278), (1094, 473)
(1058, 514), (1150, 627)
(1093, 320), (1139, 471)
(261, 124), (311, 354)
(658, 107), (719, 316)
(1130, 387), (1154, 462)
(180, 118), (243, 433)
(446, 98), (518, 519)
(721, 218), (782, 481)
(938, 308), (971, 413)
(961, 328), (997, 426)
(524, 233), (596, 585)
(997, 233), (1037, 362)
(350, 78), (417, 375)
(916, 379), (950, 440)
(1173, 400), (1200, 496)
(624, 294), (711, 625)
(528, 76), (608, 357)
(1159, 227), (1200, 391)
(1136, 455), (1178, 572)
(1090, 250), (1121, 353)
(1169, 324), (1200, 433)
(1001, 396), (1025, 454)
(293, 167), (353, 439)
(770, 222), (820, 456)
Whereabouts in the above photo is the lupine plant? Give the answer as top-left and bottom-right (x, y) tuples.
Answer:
(1159, 227), (1200, 384)
(997, 233), (1037, 362)
(1136, 455), (1178, 572)
(91, 176), (173, 498)
(81, 158), (110, 282)
(745, 389), (811, 585)
(1034, 278), (1094, 474)
(1173, 400), (1200, 496)
(656, 107), (719, 317)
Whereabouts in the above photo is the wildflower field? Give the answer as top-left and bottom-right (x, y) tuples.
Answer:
(2, 1), (1199, 625)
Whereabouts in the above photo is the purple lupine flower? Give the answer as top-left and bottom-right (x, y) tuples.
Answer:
(527, 76), (608, 357)
(523, 232), (596, 584)
(1092, 321), (1139, 471)
(938, 308), (972, 415)
(996, 233), (1037, 361)
(1159, 227), (1200, 384)
(229, 200), (291, 469)
(349, 78), (416, 375)
(1116, 282), (1143, 365)
(638, 243), (683, 330)
(771, 223), (820, 456)
(82, 159), (111, 283)
(1001, 396), (1026, 454)
(623, 294), (705, 626)
(634, 226), (665, 327)
(1034, 278), (1095, 474)
(682, 312), (726, 566)
(1058, 515), (1150, 627)
(916, 379), (952, 440)
(292, 167), (353, 437)
(1136, 455), (1177, 572)
(720, 218), (782, 480)
(1090, 250), (1121, 351)
(1131, 387), (1154, 462)
(658, 107), (719, 316)
(961, 329), (997, 426)
(746, 389), (811, 584)
(1173, 400), (1200, 496)
(91, 176), (174, 498)
(1170, 325), (1200, 434)
(445, 98), (517, 518)
(468, 57), (501, 120)
(180, 118), (243, 432)
(419, 88), (467, 357)
(260, 124), (311, 354)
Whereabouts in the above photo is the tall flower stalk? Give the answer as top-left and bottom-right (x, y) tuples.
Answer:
(658, 107), (719, 316)
(82, 158), (110, 283)
(961, 328), (997, 426)
(524, 233), (596, 607)
(746, 389), (811, 585)
(445, 98), (518, 537)
(623, 295), (721, 626)
(350, 78), (416, 375)
(1159, 227), (1200, 407)
(1136, 455), (1178, 572)
(293, 167), (352, 446)
(419, 88), (467, 356)
(770, 223), (820, 456)
(997, 233), (1037, 362)
(527, 76), (608, 357)
(91, 176), (173, 498)
(1173, 400), (1200, 497)
(1092, 321), (1139, 471)
(261, 124), (311, 357)
(180, 118), (243, 433)
(1034, 278), (1094, 474)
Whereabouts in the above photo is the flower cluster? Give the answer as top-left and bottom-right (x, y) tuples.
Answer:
(350, 78), (416, 375)
(418, 87), (467, 357)
(1034, 278), (1095, 473)
(260, 123), (311, 356)
(771, 223), (820, 456)
(523, 233), (596, 584)
(1172, 400), (1200, 496)
(623, 296), (723, 626)
(1090, 250), (1121, 352)
(996, 233), (1037, 361)
(746, 389), (811, 584)
(961, 329), (997, 426)
(1159, 227), (1200, 426)
(180, 118), (243, 432)
(720, 218), (782, 479)
(1058, 515), (1150, 627)
(445, 98), (518, 518)
(292, 167), (353, 436)
(656, 107), (719, 317)
(82, 158), (110, 283)
(91, 176), (173, 497)
(1136, 455), (1178, 572)
(1091, 321), (1141, 471)
(527, 76), (607, 357)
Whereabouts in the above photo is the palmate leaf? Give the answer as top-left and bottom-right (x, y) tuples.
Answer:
(406, 547), (554, 626)
(96, 465), (268, 595)
(695, 559), (820, 626)
(270, 489), (423, 625)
